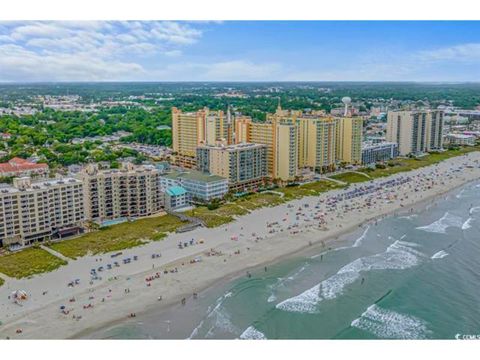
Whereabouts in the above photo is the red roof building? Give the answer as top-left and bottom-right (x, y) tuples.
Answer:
(0, 157), (49, 177)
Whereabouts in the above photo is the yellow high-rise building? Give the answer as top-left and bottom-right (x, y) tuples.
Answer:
(234, 116), (252, 144)
(248, 121), (275, 176)
(298, 116), (337, 172)
(172, 107), (229, 168)
(336, 117), (363, 165)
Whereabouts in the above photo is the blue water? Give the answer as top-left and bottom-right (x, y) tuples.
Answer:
(87, 181), (480, 339)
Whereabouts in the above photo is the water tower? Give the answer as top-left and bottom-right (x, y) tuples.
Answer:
(342, 96), (352, 116)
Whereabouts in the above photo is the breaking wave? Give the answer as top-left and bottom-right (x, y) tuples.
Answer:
(189, 291), (237, 339)
(239, 326), (267, 340)
(416, 212), (463, 234)
(431, 250), (449, 259)
(276, 240), (423, 314)
(351, 304), (431, 339)
(462, 218), (474, 230)
(469, 206), (480, 215)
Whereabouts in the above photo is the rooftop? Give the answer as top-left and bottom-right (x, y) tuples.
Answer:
(166, 185), (187, 197)
(198, 142), (266, 151)
(0, 177), (81, 194)
(163, 170), (227, 183)
(446, 133), (476, 139)
(362, 141), (398, 150)
(0, 157), (48, 174)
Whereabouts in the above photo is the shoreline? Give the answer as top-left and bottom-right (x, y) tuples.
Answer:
(1, 152), (480, 339)
(80, 172), (476, 339)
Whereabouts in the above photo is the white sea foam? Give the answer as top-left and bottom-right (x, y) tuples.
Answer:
(189, 291), (236, 339)
(267, 263), (310, 302)
(416, 212), (463, 234)
(310, 226), (370, 260)
(456, 189), (467, 199)
(469, 206), (480, 215)
(276, 241), (423, 314)
(351, 304), (431, 339)
(239, 326), (267, 340)
(353, 225), (370, 247)
(431, 250), (449, 259)
(267, 294), (277, 303)
(399, 214), (418, 220)
(462, 217), (474, 230)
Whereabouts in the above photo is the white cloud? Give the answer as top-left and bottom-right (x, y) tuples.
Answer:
(0, 43), (145, 82)
(417, 43), (480, 63)
(0, 21), (206, 81)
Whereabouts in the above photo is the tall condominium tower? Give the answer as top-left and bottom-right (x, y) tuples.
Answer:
(336, 117), (363, 165)
(197, 141), (268, 191)
(298, 116), (338, 172)
(172, 107), (231, 168)
(386, 110), (444, 156)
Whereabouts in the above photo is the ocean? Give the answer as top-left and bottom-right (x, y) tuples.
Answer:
(87, 181), (480, 340)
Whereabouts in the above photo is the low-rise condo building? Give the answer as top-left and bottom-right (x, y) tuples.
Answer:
(160, 170), (228, 202)
(361, 141), (399, 165)
(0, 157), (49, 178)
(164, 186), (189, 211)
(445, 133), (476, 146)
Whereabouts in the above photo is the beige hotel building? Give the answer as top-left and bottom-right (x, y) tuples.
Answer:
(386, 110), (444, 156)
(80, 163), (163, 223)
(0, 177), (84, 247)
(172, 107), (233, 168)
(197, 141), (268, 191)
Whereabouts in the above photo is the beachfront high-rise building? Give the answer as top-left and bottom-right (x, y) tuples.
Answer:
(172, 107), (231, 168)
(297, 116), (337, 172)
(247, 121), (275, 176)
(275, 123), (299, 181)
(197, 142), (268, 191)
(386, 110), (444, 156)
(80, 163), (163, 223)
(0, 177), (84, 248)
(336, 117), (363, 165)
(426, 110), (444, 151)
(236, 116), (299, 182)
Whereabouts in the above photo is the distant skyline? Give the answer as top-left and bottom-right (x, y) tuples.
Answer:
(1, 21), (480, 82)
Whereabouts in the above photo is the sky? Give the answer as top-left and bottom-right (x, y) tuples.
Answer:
(1, 21), (480, 82)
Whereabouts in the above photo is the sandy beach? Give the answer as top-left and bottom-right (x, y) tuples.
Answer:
(1, 151), (480, 339)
